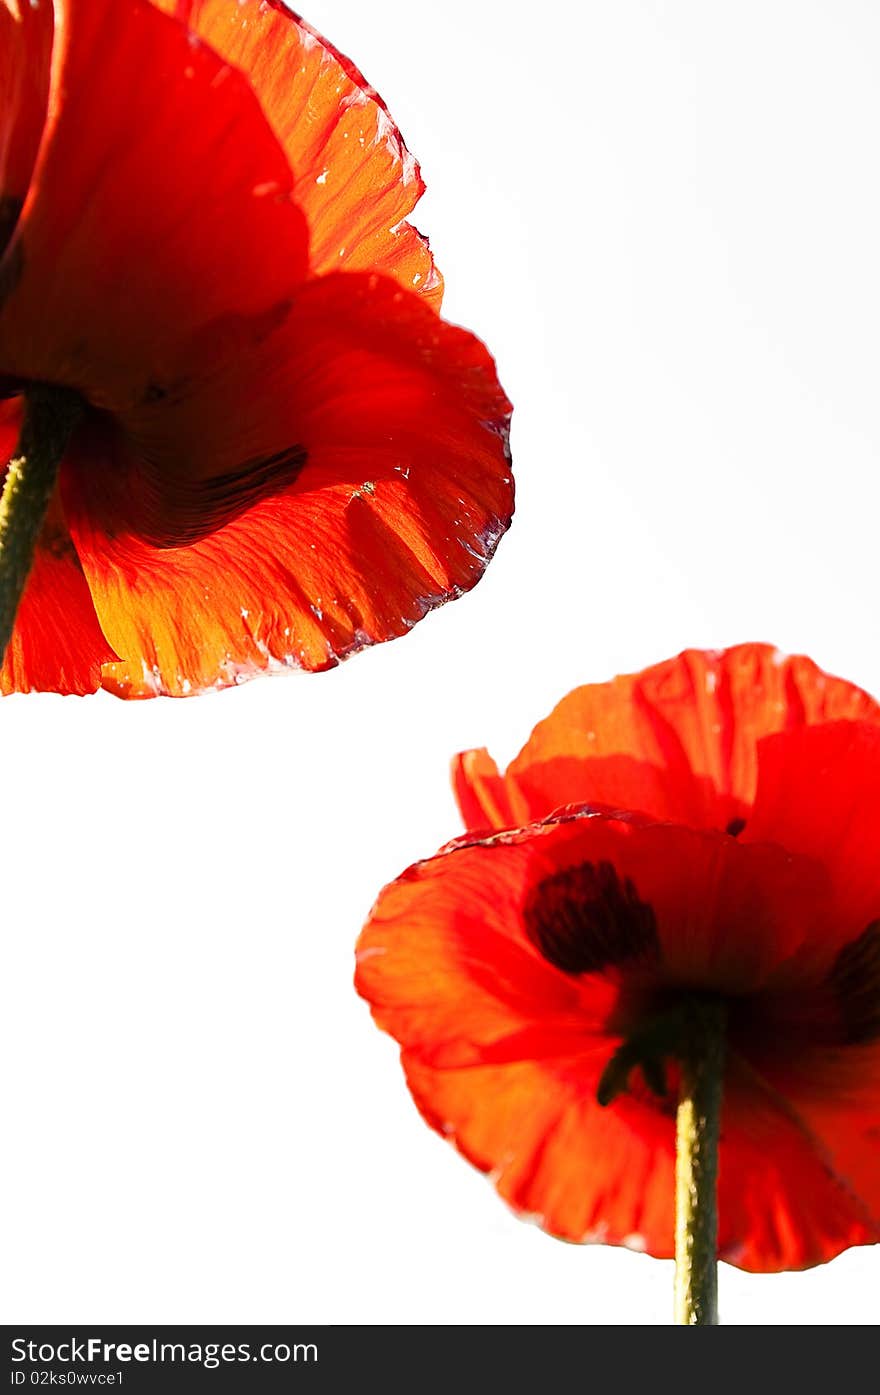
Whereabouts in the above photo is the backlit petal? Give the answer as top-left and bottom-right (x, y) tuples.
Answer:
(158, 0), (441, 302)
(0, 0), (308, 405)
(454, 645), (880, 832)
(61, 273), (512, 696)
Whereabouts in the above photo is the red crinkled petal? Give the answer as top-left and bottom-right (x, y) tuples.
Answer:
(401, 1049), (878, 1271)
(403, 1051), (676, 1251)
(0, 398), (115, 694)
(0, 0), (308, 406)
(59, 272), (512, 697)
(453, 645), (880, 833)
(156, 0), (441, 305)
(356, 809), (880, 1269)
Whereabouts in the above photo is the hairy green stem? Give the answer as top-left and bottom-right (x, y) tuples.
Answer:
(0, 385), (83, 666)
(674, 999), (726, 1325)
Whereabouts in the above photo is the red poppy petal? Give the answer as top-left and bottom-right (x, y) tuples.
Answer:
(0, 0), (52, 258)
(0, 400), (114, 694)
(358, 812), (830, 1053)
(357, 828), (616, 1070)
(454, 645), (880, 832)
(451, 749), (533, 832)
(0, 531), (116, 696)
(403, 1053), (676, 1249)
(61, 273), (512, 696)
(0, 0), (307, 405)
(158, 0), (441, 304)
(401, 1051), (878, 1267)
(745, 722), (880, 944)
(546, 817), (829, 993)
(716, 1056), (880, 1271)
(358, 819), (668, 1248)
(758, 1045), (880, 1256)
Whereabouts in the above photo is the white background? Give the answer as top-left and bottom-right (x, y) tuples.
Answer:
(2, 0), (879, 1325)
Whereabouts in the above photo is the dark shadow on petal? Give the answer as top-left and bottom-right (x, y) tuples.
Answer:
(71, 412), (308, 549)
(828, 921), (880, 1044)
(0, 208), (23, 309)
(151, 443), (308, 547)
(0, 196), (22, 263)
(523, 860), (660, 977)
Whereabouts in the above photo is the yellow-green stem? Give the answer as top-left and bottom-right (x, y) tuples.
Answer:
(674, 1000), (726, 1325)
(0, 385), (83, 666)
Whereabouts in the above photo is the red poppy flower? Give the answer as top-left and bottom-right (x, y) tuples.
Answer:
(356, 644), (880, 1273)
(0, 0), (512, 696)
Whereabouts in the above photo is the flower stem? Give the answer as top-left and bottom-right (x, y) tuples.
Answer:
(0, 384), (83, 666)
(674, 999), (726, 1325)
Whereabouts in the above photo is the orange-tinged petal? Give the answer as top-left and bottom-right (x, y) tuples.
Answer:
(158, 0), (441, 304)
(451, 748), (533, 832)
(403, 1052), (676, 1250)
(454, 644), (880, 832)
(0, 2), (507, 698)
(358, 828), (614, 1069)
(0, 399), (115, 694)
(0, 0), (308, 405)
(60, 272), (512, 696)
(402, 1051), (878, 1270)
